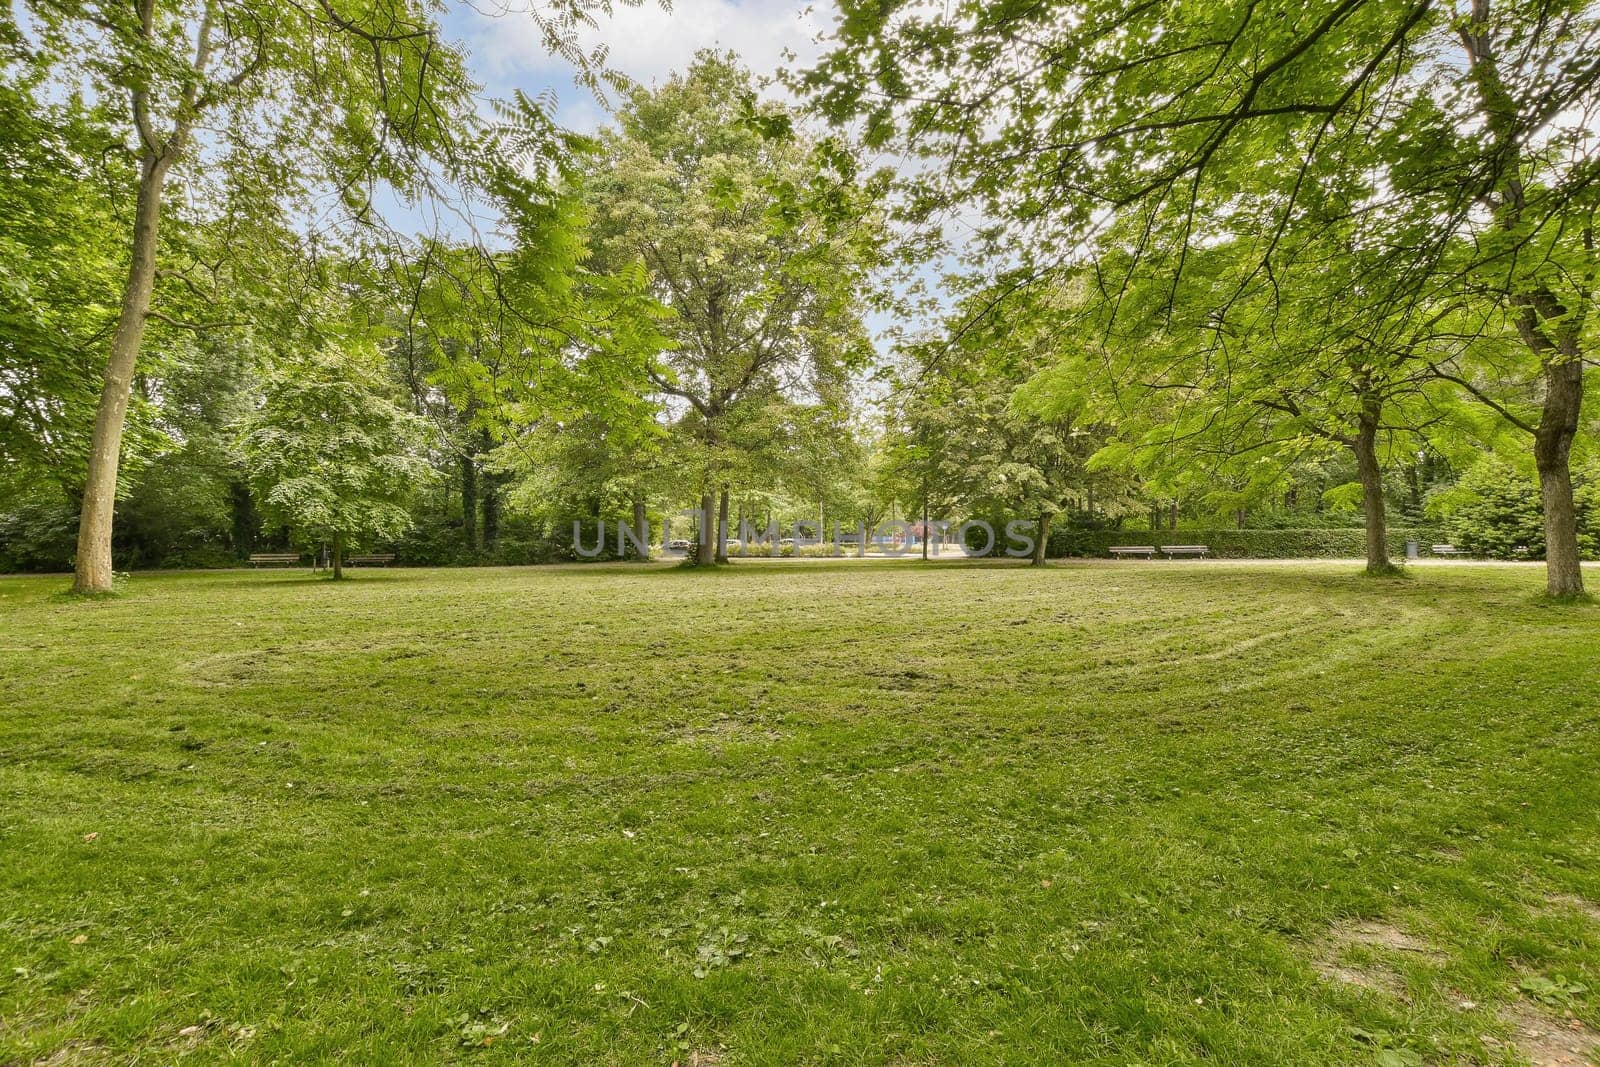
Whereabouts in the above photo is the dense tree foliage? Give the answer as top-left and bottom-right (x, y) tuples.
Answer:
(804, 0), (1600, 594)
(1, 3), (1596, 586)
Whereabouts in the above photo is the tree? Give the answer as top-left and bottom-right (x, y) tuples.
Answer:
(0, 52), (135, 500)
(22, 0), (607, 593)
(897, 285), (1116, 566)
(1021, 219), (1468, 575)
(805, 0), (1600, 595)
(582, 51), (884, 564)
(242, 341), (433, 580)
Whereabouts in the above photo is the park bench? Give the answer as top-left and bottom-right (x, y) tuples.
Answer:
(1431, 543), (1468, 557)
(1162, 544), (1211, 559)
(1108, 545), (1158, 559)
(346, 554), (396, 567)
(248, 553), (302, 567)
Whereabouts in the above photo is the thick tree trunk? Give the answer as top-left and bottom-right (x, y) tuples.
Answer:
(331, 531), (345, 581)
(715, 487), (730, 564)
(460, 451), (478, 554)
(1032, 511), (1053, 567)
(1459, 9), (1586, 596)
(72, 156), (171, 593)
(696, 490), (715, 566)
(1536, 353), (1584, 597)
(1353, 404), (1394, 576)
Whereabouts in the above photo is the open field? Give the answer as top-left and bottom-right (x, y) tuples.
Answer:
(2, 561), (1599, 1064)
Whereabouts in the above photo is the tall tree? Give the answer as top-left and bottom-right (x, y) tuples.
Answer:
(805, 0), (1600, 595)
(22, 0), (594, 592)
(583, 51), (884, 564)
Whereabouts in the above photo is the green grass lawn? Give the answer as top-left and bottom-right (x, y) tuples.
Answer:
(2, 561), (1599, 1064)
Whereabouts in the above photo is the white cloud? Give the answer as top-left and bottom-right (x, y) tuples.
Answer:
(450, 0), (831, 132)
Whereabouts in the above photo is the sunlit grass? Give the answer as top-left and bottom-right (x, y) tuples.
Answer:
(2, 561), (1597, 1063)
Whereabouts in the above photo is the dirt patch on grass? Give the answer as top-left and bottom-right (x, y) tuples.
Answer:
(1314, 919), (1444, 997)
(665, 715), (783, 747)
(1546, 894), (1600, 924)
(1490, 1001), (1600, 1066)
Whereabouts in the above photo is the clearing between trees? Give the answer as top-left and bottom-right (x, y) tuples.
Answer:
(1, 562), (1597, 1063)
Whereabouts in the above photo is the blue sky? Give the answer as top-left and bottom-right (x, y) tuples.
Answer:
(440, 0), (830, 134)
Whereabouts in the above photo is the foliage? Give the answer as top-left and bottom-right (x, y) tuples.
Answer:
(1046, 526), (1446, 561)
(577, 51), (886, 558)
(1427, 459), (1548, 561)
(0, 54), (140, 490)
(242, 342), (434, 562)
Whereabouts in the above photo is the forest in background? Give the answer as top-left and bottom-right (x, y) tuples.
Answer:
(2, 0), (1597, 587)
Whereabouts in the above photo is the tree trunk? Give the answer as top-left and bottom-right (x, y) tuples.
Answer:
(1536, 353), (1584, 597)
(1032, 511), (1052, 567)
(1353, 404), (1394, 576)
(481, 476), (501, 550)
(632, 492), (650, 561)
(460, 450), (478, 554)
(715, 487), (730, 564)
(697, 490), (715, 566)
(229, 479), (256, 559)
(72, 155), (172, 593)
(331, 531), (345, 581)
(1458, 9), (1586, 596)
(921, 493), (929, 562)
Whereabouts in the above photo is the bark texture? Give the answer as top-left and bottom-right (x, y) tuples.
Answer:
(1032, 511), (1053, 567)
(1353, 403), (1394, 576)
(72, 156), (172, 592)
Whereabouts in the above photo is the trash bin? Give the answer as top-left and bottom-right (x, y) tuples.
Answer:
(1405, 540), (1419, 560)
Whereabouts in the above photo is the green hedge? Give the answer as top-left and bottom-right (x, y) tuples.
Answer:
(1046, 527), (1448, 560)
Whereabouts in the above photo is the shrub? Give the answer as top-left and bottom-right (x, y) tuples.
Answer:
(1427, 459), (1544, 560)
(0, 488), (79, 572)
(1046, 527), (1446, 560)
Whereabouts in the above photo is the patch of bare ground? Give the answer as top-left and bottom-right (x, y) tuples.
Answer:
(665, 715), (782, 747)
(1487, 1001), (1600, 1066)
(672, 1051), (724, 1066)
(1546, 895), (1600, 924)
(1314, 919), (1445, 998)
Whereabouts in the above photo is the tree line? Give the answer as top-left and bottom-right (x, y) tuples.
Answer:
(2, 0), (1596, 591)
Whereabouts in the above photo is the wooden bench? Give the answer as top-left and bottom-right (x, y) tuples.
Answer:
(248, 553), (302, 567)
(345, 554), (396, 567)
(1108, 545), (1157, 559)
(1430, 543), (1468, 557)
(1162, 544), (1210, 558)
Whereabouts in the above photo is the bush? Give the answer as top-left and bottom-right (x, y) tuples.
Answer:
(1427, 459), (1544, 560)
(0, 488), (79, 572)
(1046, 527), (1446, 560)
